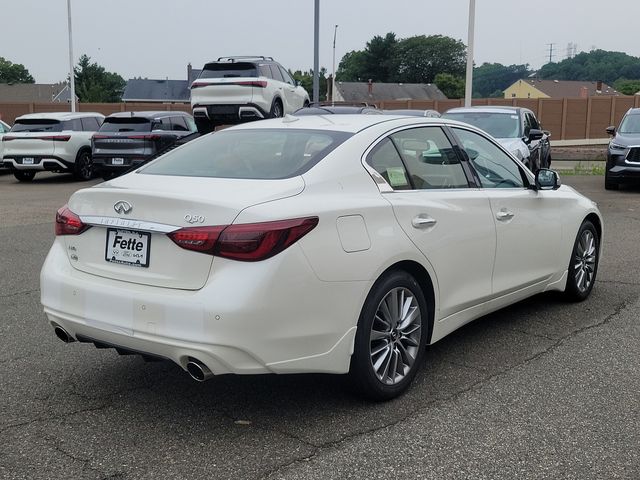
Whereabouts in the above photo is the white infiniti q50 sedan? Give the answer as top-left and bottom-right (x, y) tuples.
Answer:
(41, 115), (602, 400)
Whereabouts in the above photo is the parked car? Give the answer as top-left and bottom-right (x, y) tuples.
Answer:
(190, 56), (310, 133)
(605, 108), (640, 190)
(42, 115), (601, 400)
(92, 111), (198, 180)
(2, 112), (104, 182)
(0, 119), (10, 171)
(443, 106), (551, 171)
(383, 109), (441, 118)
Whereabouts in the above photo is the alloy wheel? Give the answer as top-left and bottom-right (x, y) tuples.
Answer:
(369, 287), (421, 385)
(573, 229), (597, 293)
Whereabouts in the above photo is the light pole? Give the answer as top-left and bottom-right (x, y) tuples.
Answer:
(464, 0), (476, 107)
(67, 0), (76, 112)
(312, 0), (320, 104)
(332, 24), (338, 106)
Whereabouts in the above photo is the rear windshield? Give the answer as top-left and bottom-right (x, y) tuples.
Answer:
(99, 117), (152, 133)
(141, 128), (352, 179)
(199, 62), (257, 79)
(11, 119), (63, 133)
(443, 112), (522, 139)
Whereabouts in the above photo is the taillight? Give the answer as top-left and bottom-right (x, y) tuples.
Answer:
(2, 135), (70, 141)
(234, 80), (268, 88)
(55, 205), (90, 236)
(129, 134), (161, 140)
(168, 217), (318, 261)
(2, 136), (15, 142)
(167, 226), (225, 254)
(190, 81), (207, 89)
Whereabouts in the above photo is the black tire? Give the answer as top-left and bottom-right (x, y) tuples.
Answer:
(270, 99), (284, 119)
(13, 170), (36, 182)
(604, 171), (619, 190)
(74, 149), (93, 181)
(195, 118), (214, 135)
(348, 270), (429, 401)
(303, 100), (310, 108)
(565, 220), (599, 302)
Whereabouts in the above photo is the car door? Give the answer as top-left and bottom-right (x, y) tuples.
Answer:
(278, 65), (305, 112)
(365, 126), (497, 321)
(523, 111), (542, 169)
(451, 126), (563, 296)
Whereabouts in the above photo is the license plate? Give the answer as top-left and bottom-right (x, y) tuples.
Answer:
(112, 157), (124, 165)
(22, 157), (34, 165)
(105, 228), (150, 267)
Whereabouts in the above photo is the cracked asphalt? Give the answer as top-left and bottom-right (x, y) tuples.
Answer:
(0, 172), (638, 480)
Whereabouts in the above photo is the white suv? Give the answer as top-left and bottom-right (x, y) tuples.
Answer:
(2, 112), (104, 182)
(190, 56), (310, 133)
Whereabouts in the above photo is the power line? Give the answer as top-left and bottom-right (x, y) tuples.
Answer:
(546, 43), (556, 64)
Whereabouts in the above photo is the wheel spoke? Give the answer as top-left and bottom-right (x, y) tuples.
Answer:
(370, 329), (388, 341)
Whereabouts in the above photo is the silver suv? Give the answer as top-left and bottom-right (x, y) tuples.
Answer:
(2, 112), (104, 182)
(190, 56), (310, 133)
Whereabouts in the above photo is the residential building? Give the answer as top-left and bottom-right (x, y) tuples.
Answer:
(122, 64), (201, 103)
(504, 79), (620, 99)
(0, 82), (76, 103)
(333, 81), (447, 104)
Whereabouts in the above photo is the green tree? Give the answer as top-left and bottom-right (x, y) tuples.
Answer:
(473, 63), (532, 98)
(291, 68), (327, 101)
(74, 54), (125, 102)
(0, 57), (35, 83)
(336, 50), (367, 81)
(434, 73), (465, 99)
(538, 50), (640, 85)
(396, 35), (466, 83)
(613, 78), (640, 95)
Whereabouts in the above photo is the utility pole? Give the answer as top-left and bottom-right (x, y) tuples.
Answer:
(312, 0), (320, 104)
(332, 24), (338, 106)
(67, 0), (76, 112)
(546, 43), (556, 64)
(464, 0), (476, 107)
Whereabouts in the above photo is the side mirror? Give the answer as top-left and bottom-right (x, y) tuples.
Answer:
(535, 168), (561, 191)
(606, 126), (616, 136)
(528, 128), (544, 141)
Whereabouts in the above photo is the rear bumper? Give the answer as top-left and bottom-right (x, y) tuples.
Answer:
(41, 240), (364, 376)
(3, 156), (73, 172)
(92, 154), (149, 174)
(193, 103), (269, 124)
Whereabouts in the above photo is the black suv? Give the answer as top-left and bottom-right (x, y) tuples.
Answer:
(92, 111), (197, 179)
(605, 108), (640, 190)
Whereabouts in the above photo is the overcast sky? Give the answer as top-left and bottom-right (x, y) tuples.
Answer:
(2, 0), (639, 84)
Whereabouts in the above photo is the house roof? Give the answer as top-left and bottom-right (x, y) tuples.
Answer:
(519, 79), (620, 97)
(335, 81), (447, 103)
(122, 68), (202, 103)
(0, 83), (73, 102)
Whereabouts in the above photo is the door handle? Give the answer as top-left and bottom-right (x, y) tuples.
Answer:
(412, 215), (437, 229)
(496, 210), (515, 221)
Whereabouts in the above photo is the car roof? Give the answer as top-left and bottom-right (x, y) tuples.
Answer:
(227, 114), (459, 134)
(294, 106), (381, 116)
(446, 106), (523, 115)
(15, 112), (104, 121)
(105, 111), (191, 120)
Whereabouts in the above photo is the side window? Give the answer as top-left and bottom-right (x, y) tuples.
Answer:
(64, 119), (83, 131)
(258, 65), (272, 78)
(269, 65), (284, 83)
(389, 127), (469, 189)
(152, 118), (172, 131)
(171, 116), (189, 131)
(279, 66), (295, 85)
(526, 113), (540, 130)
(185, 116), (197, 132)
(366, 138), (411, 190)
(81, 117), (99, 131)
(453, 128), (526, 189)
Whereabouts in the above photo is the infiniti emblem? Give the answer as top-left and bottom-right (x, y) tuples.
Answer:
(114, 201), (133, 215)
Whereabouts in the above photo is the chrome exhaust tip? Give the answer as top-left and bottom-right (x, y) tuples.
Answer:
(186, 359), (214, 382)
(53, 325), (75, 343)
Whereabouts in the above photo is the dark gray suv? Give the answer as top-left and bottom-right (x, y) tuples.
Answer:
(605, 108), (640, 190)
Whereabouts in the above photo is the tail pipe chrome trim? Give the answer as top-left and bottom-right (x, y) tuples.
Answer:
(186, 358), (214, 382)
(53, 325), (75, 343)
(238, 106), (264, 119)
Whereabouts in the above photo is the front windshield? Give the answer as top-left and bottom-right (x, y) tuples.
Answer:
(619, 114), (640, 134)
(444, 112), (521, 139)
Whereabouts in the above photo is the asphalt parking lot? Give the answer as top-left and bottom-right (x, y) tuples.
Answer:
(1, 172), (638, 480)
